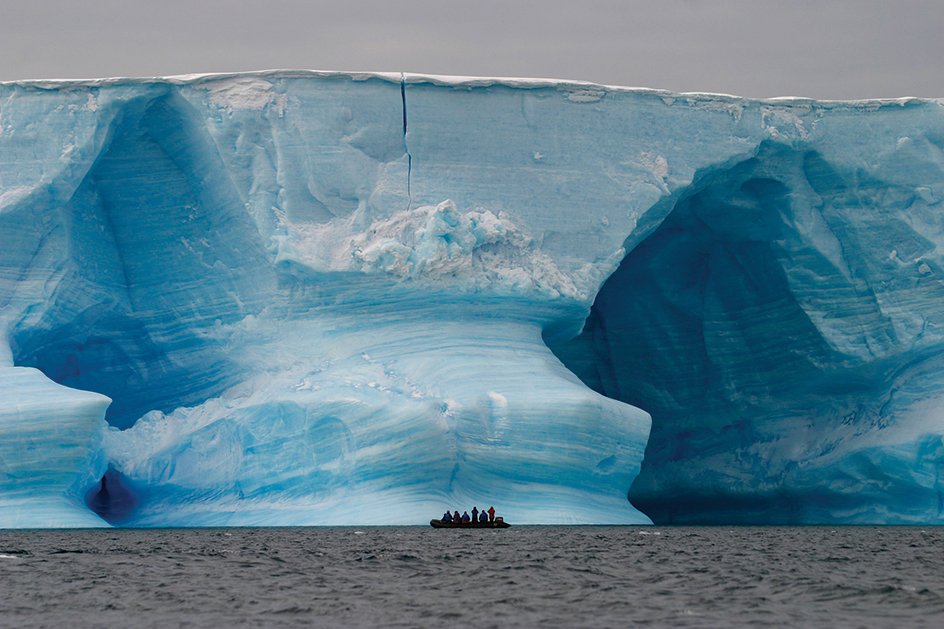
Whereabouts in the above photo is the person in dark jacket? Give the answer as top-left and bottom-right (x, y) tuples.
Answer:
(454, 511), (461, 522)
(471, 507), (479, 522)
(478, 510), (488, 522)
(461, 511), (471, 523)
(442, 511), (453, 523)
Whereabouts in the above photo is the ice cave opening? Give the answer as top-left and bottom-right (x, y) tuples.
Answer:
(86, 466), (138, 524)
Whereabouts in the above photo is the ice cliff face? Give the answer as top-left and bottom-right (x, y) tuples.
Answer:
(1, 71), (943, 526)
(551, 106), (944, 524)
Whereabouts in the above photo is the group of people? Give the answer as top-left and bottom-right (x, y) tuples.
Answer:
(441, 506), (496, 523)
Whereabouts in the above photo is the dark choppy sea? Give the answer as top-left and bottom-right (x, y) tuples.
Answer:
(2, 526), (944, 628)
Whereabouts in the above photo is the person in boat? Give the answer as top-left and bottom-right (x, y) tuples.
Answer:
(454, 510), (461, 522)
(442, 511), (453, 523)
(471, 507), (479, 522)
(461, 511), (471, 523)
(487, 506), (495, 522)
(478, 510), (488, 523)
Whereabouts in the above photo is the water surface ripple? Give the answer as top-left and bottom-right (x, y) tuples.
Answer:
(2, 526), (943, 628)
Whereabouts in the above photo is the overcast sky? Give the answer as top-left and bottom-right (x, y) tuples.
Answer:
(2, 0), (942, 100)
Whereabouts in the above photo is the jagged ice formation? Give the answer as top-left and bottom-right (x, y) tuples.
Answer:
(2, 71), (943, 526)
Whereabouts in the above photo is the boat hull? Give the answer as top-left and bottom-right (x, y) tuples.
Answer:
(430, 519), (511, 528)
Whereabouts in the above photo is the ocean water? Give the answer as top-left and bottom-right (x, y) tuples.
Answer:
(2, 526), (943, 628)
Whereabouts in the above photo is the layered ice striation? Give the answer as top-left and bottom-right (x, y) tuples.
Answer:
(1, 72), (943, 526)
(552, 105), (944, 524)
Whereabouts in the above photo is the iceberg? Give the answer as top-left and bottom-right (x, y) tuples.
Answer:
(1, 71), (943, 526)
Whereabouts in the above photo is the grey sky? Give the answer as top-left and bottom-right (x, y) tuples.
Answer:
(2, 0), (942, 100)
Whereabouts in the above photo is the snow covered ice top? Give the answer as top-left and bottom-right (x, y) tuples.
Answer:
(1, 71), (944, 526)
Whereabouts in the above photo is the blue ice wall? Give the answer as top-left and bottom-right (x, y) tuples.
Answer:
(553, 128), (944, 523)
(2, 71), (943, 526)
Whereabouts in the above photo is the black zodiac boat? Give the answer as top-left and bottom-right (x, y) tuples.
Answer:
(430, 518), (511, 528)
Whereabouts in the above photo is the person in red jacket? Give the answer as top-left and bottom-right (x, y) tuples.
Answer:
(487, 506), (495, 522)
